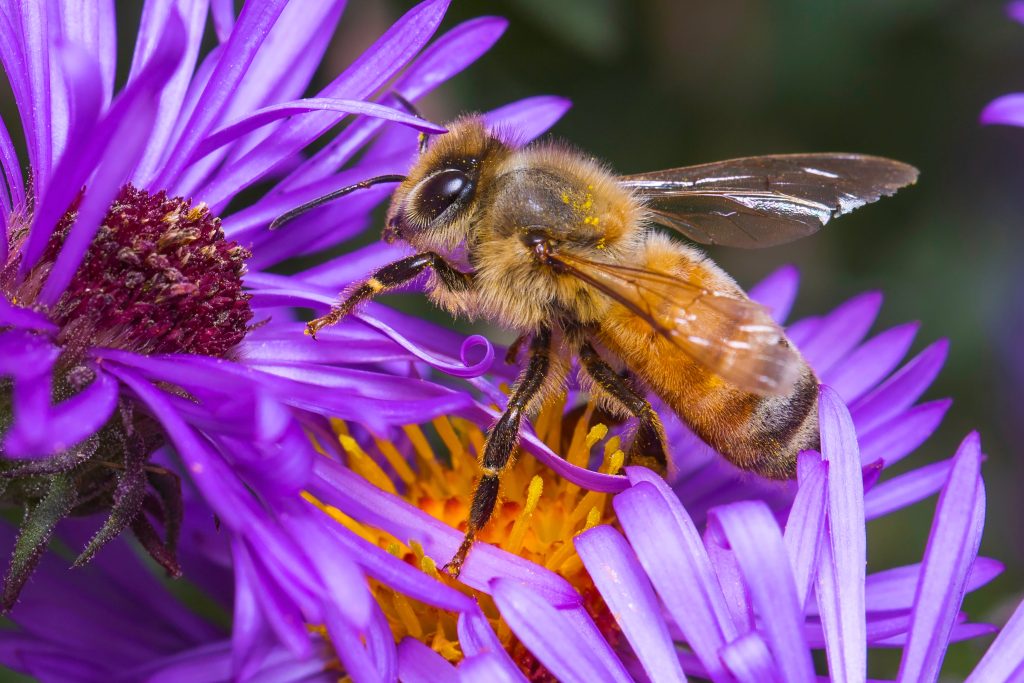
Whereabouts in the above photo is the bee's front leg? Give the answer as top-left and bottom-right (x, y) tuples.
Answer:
(444, 327), (553, 577)
(306, 252), (472, 338)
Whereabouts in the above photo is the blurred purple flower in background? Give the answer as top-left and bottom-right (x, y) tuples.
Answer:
(1, 0), (1023, 681)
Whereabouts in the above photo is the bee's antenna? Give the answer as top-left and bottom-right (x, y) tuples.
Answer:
(392, 92), (430, 155)
(269, 174), (407, 230)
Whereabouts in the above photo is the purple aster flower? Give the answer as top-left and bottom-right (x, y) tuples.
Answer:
(295, 266), (1021, 680)
(982, 2), (1024, 128)
(0, 0), (571, 676)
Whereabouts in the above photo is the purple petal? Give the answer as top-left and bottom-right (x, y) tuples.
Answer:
(4, 366), (118, 457)
(210, 0), (235, 42)
(821, 322), (919, 404)
(10, 2), (53, 185)
(850, 340), (948, 435)
(221, 0), (345, 131)
(282, 15), (510, 190)
(966, 594), (1024, 682)
(0, 295), (56, 332)
(309, 457), (582, 607)
(459, 652), (529, 683)
(192, 98), (444, 164)
(708, 501), (815, 682)
(980, 93), (1024, 127)
(35, 15), (187, 304)
(0, 110), (25, 217)
(397, 637), (458, 683)
(864, 459), (953, 520)
(575, 525), (689, 683)
(199, 0), (450, 208)
(153, 0), (289, 189)
(1010, 0), (1024, 24)
(55, 0), (116, 108)
(784, 451), (827, 608)
(129, 0), (210, 187)
(720, 632), (781, 683)
(491, 578), (631, 683)
(456, 609), (524, 679)
(817, 385), (866, 683)
(615, 470), (737, 680)
(859, 399), (950, 467)
(484, 96), (573, 146)
(324, 522), (475, 614)
(793, 292), (882, 375)
(16, 39), (105, 275)
(898, 432), (986, 682)
(748, 264), (800, 324)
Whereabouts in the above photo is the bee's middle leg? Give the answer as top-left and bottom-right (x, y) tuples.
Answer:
(444, 327), (552, 577)
(307, 252), (471, 338)
(578, 341), (668, 476)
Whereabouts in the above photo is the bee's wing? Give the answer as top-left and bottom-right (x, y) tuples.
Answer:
(551, 252), (803, 396)
(619, 154), (918, 248)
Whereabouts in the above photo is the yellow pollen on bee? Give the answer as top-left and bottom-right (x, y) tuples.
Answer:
(366, 277), (384, 292)
(302, 395), (627, 673)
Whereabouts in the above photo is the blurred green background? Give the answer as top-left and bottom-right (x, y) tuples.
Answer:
(338, 1), (1024, 678)
(3, 1), (1023, 680)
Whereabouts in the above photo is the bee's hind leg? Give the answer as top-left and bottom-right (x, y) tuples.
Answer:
(578, 341), (668, 476)
(306, 252), (472, 338)
(444, 327), (553, 578)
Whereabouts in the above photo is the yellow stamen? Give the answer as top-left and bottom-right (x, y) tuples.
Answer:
(506, 475), (543, 555)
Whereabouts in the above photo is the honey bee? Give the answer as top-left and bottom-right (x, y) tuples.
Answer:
(274, 115), (916, 575)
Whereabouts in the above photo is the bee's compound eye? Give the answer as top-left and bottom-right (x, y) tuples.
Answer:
(417, 169), (471, 221)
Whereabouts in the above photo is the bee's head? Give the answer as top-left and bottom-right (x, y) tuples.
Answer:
(385, 117), (509, 253)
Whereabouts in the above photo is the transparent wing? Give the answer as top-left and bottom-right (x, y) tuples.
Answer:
(620, 153), (918, 248)
(551, 252), (803, 395)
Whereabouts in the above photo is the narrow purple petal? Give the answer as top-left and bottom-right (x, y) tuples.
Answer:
(850, 340), (948, 435)
(793, 292), (882, 375)
(966, 594), (1024, 682)
(324, 522), (475, 614)
(708, 501), (815, 682)
(864, 459), (953, 520)
(129, 0), (210, 187)
(491, 578), (631, 683)
(17, 42), (105, 275)
(397, 637), (458, 683)
(310, 457), (582, 607)
(575, 525), (689, 683)
(210, 0), (234, 42)
(898, 432), (986, 682)
(784, 452), (827, 608)
(484, 96), (573, 146)
(4, 366), (118, 457)
(0, 111), (25, 215)
(456, 609), (524, 679)
(282, 15), (510, 190)
(980, 93), (1024, 127)
(720, 632), (781, 683)
(192, 99), (443, 164)
(222, 0), (345, 127)
(459, 653), (528, 683)
(1010, 0), (1024, 24)
(858, 399), (950, 467)
(615, 470), (737, 680)
(55, 0), (116, 107)
(0, 295), (56, 331)
(817, 385), (866, 683)
(748, 264), (800, 324)
(153, 0), (289, 189)
(199, 0), (450, 208)
(821, 322), (919, 404)
(14, 1), (53, 185)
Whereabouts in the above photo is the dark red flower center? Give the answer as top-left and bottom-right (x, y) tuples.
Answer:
(15, 184), (253, 358)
